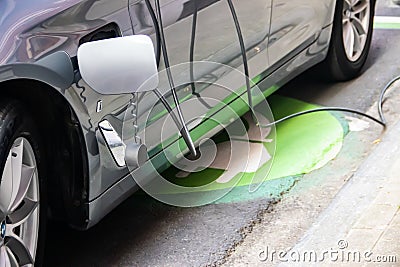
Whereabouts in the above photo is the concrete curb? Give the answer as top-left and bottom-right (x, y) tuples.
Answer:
(279, 120), (400, 266)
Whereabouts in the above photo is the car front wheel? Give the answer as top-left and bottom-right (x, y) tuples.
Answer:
(322, 0), (376, 81)
(0, 100), (46, 267)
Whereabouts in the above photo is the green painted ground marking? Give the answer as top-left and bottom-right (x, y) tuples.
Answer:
(374, 16), (400, 29)
(266, 95), (345, 178)
(161, 95), (346, 203)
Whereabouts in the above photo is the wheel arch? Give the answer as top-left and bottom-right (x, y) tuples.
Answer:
(0, 51), (75, 91)
(0, 78), (90, 229)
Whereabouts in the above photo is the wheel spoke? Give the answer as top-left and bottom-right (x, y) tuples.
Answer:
(9, 164), (35, 213)
(0, 246), (20, 267)
(0, 139), (26, 215)
(0, 246), (8, 267)
(0, 154), (13, 216)
(8, 198), (38, 227)
(5, 235), (34, 266)
(352, 23), (362, 53)
(8, 140), (24, 213)
(344, 21), (355, 57)
(350, 0), (361, 6)
(344, 0), (352, 10)
(352, 16), (367, 35)
(353, 1), (368, 15)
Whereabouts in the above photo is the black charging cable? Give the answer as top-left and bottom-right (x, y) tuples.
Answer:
(143, 0), (161, 66)
(377, 75), (400, 125)
(153, 88), (182, 129)
(144, 0), (197, 157)
(259, 75), (400, 128)
(226, 0), (254, 114)
(189, 0), (213, 109)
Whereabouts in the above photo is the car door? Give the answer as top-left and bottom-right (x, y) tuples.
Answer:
(128, 0), (272, 155)
(268, 0), (335, 67)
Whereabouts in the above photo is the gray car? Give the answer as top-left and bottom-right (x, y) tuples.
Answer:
(0, 0), (375, 265)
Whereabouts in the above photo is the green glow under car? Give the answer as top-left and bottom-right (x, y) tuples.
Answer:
(159, 95), (347, 203)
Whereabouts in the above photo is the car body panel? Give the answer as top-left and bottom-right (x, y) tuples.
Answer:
(268, 0), (335, 66)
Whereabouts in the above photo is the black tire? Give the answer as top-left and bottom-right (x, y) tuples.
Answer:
(321, 0), (376, 81)
(0, 99), (47, 266)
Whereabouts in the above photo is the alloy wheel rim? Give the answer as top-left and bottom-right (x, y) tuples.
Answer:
(0, 138), (40, 267)
(342, 0), (371, 62)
